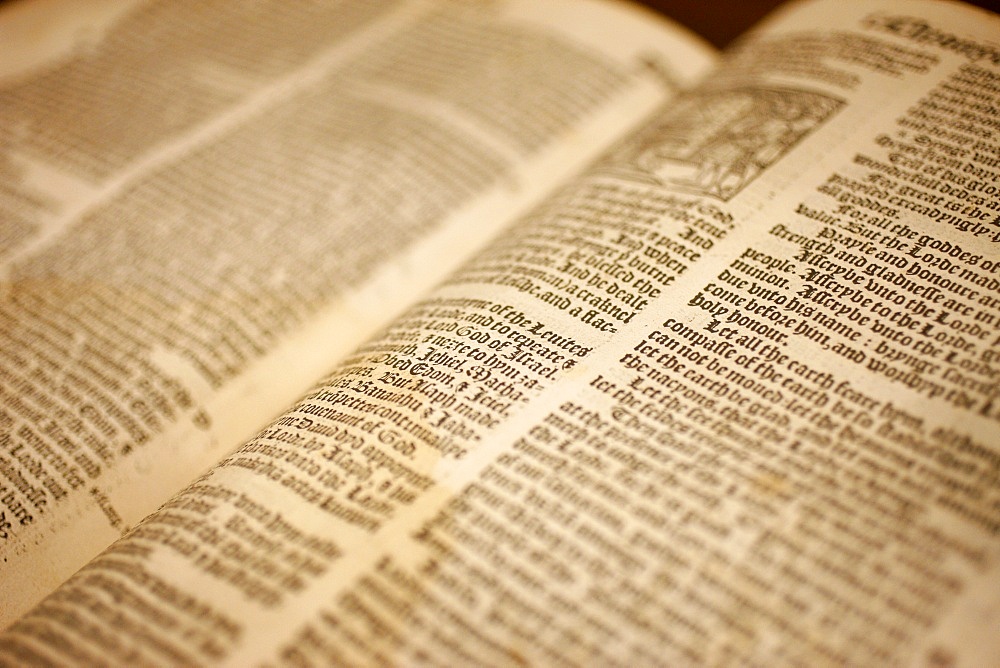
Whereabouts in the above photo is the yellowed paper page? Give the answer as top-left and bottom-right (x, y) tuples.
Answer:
(3, 0), (991, 664)
(0, 0), (714, 628)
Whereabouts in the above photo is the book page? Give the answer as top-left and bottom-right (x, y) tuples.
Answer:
(4, 0), (1000, 665)
(0, 0), (714, 625)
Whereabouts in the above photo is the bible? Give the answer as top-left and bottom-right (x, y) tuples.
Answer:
(1, 0), (999, 664)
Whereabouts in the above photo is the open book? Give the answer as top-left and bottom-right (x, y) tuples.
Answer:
(2, 0), (999, 663)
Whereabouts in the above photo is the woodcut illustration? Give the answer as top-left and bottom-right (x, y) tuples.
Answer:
(606, 86), (844, 199)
